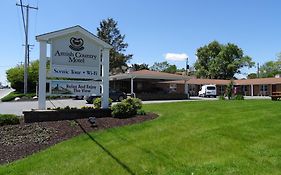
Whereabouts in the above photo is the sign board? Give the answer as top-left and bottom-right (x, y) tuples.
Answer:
(50, 33), (101, 79)
(49, 65), (99, 79)
(37, 25), (111, 110)
(49, 80), (101, 96)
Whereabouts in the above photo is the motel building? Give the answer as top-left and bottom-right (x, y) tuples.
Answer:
(109, 70), (281, 100)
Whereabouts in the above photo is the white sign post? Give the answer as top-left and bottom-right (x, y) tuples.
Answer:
(36, 26), (112, 110)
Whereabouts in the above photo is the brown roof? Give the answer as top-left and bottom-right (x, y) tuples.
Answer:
(110, 70), (185, 81)
(159, 77), (281, 85)
(235, 77), (281, 85)
(130, 70), (184, 78)
(187, 78), (230, 85)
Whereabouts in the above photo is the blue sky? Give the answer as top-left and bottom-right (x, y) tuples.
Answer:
(1, 0), (281, 84)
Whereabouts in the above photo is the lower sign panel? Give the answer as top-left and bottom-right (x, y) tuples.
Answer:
(49, 80), (101, 96)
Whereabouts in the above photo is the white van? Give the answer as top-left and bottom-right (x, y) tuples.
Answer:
(198, 85), (217, 98)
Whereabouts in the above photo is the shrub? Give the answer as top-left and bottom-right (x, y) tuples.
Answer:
(111, 98), (142, 118)
(1, 92), (36, 102)
(219, 95), (226, 100)
(137, 109), (146, 115)
(81, 106), (94, 110)
(93, 98), (112, 109)
(233, 94), (244, 100)
(0, 114), (20, 126)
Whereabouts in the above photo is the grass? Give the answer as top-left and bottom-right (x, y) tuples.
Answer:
(0, 100), (281, 174)
(0, 91), (36, 102)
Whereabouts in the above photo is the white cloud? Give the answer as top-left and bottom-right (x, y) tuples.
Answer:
(165, 53), (188, 61)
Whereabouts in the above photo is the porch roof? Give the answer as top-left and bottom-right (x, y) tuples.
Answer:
(110, 70), (186, 81)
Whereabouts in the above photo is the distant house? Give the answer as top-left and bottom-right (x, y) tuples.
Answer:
(109, 70), (281, 100)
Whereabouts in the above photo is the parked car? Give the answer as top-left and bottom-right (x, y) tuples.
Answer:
(74, 96), (84, 100)
(85, 89), (127, 104)
(198, 85), (217, 98)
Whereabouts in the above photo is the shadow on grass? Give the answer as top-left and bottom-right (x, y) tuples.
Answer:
(74, 120), (135, 175)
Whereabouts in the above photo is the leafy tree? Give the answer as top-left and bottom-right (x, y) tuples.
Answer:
(150, 61), (177, 73)
(259, 56), (281, 78)
(97, 18), (132, 74)
(131, 63), (149, 71)
(194, 41), (254, 79)
(6, 60), (39, 92)
(226, 80), (234, 100)
(247, 73), (257, 79)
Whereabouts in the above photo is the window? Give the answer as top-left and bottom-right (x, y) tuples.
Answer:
(260, 85), (268, 92)
(207, 86), (216, 90)
(169, 84), (177, 92)
(242, 85), (248, 92)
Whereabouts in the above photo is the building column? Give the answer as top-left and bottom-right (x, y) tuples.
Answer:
(101, 49), (110, 108)
(130, 77), (135, 97)
(38, 41), (47, 110)
(184, 81), (189, 98)
(251, 84), (254, 96)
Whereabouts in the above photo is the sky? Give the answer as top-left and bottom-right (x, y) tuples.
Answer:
(1, 0), (281, 85)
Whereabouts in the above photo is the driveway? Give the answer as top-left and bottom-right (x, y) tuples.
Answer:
(0, 89), (14, 99)
(0, 96), (269, 116)
(0, 99), (91, 116)
(0, 97), (210, 116)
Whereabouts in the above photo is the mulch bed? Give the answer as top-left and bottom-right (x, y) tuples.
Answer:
(0, 113), (158, 165)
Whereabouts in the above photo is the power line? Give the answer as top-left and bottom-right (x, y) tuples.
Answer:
(19, 0), (26, 35)
(16, 2), (38, 94)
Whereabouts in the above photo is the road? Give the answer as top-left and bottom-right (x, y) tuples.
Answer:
(0, 96), (270, 116)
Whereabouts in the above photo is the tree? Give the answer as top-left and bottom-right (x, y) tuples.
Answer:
(247, 73), (257, 79)
(130, 63), (149, 71)
(259, 58), (281, 78)
(226, 80), (234, 100)
(150, 61), (177, 73)
(6, 60), (39, 92)
(97, 18), (132, 74)
(194, 41), (255, 79)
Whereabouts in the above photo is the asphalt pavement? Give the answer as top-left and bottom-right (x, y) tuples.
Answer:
(0, 95), (270, 116)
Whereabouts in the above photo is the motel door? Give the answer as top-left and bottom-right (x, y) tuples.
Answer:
(272, 85), (276, 93)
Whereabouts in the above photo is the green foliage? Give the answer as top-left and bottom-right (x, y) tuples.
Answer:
(80, 106), (94, 110)
(1, 92), (35, 102)
(259, 55), (281, 78)
(0, 114), (20, 126)
(93, 98), (113, 109)
(194, 41), (255, 79)
(233, 94), (244, 100)
(247, 73), (257, 79)
(97, 18), (132, 74)
(226, 81), (234, 100)
(218, 95), (226, 100)
(131, 63), (149, 71)
(150, 61), (177, 73)
(111, 98), (142, 118)
(137, 109), (146, 115)
(6, 60), (40, 92)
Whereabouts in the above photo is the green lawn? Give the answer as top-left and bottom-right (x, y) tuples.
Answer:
(1, 100), (281, 175)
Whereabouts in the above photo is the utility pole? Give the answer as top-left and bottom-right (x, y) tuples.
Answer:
(257, 63), (260, 78)
(16, 2), (38, 94)
(186, 57), (189, 75)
